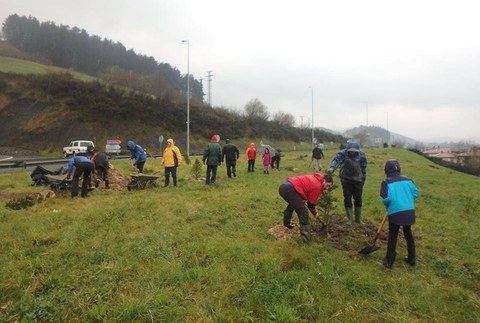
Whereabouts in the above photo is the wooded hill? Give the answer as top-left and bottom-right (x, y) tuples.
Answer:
(0, 70), (345, 154)
(0, 14), (346, 154)
(1, 14), (203, 103)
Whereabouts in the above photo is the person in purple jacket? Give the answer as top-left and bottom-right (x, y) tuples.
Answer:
(380, 159), (419, 269)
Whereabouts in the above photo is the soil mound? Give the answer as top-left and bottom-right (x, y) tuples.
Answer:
(3, 190), (56, 210)
(269, 215), (388, 254)
(99, 164), (130, 190)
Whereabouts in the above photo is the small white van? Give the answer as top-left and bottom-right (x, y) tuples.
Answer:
(63, 140), (94, 157)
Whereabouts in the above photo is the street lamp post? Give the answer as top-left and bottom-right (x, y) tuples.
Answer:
(181, 39), (190, 157)
(309, 86), (314, 147)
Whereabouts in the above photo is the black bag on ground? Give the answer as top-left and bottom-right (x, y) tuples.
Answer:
(30, 166), (67, 186)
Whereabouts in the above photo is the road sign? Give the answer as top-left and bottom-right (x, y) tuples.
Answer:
(106, 139), (121, 154)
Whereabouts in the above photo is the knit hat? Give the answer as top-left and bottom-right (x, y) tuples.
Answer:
(211, 135), (217, 141)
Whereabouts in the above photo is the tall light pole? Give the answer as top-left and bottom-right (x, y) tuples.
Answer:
(309, 86), (314, 147)
(386, 112), (390, 147)
(363, 101), (369, 127)
(181, 39), (190, 157)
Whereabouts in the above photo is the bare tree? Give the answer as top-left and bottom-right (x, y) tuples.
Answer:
(273, 111), (296, 127)
(244, 98), (269, 121)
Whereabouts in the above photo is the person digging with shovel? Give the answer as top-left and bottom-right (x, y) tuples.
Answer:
(380, 159), (419, 269)
(278, 173), (333, 242)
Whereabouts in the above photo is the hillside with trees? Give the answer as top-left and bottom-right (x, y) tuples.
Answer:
(0, 14), (346, 154)
(0, 14), (345, 154)
(1, 14), (203, 103)
(0, 71), (345, 154)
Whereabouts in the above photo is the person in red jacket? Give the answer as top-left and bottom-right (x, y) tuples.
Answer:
(278, 173), (333, 242)
(246, 142), (257, 172)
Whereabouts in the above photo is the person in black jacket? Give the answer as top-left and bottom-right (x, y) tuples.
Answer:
(90, 146), (110, 189)
(311, 144), (325, 172)
(271, 148), (281, 171)
(222, 139), (240, 178)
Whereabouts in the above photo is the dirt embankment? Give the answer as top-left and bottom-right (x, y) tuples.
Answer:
(0, 146), (39, 157)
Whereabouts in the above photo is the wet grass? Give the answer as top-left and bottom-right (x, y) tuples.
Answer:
(0, 56), (96, 82)
(0, 148), (479, 321)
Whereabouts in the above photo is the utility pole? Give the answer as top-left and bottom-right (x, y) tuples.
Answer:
(309, 86), (314, 147)
(205, 71), (213, 106)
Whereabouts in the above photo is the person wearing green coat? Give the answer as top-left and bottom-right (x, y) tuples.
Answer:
(203, 135), (222, 184)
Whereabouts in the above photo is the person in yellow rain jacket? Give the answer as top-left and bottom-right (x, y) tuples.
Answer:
(161, 138), (183, 187)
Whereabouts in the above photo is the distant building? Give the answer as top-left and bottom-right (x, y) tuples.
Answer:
(421, 147), (476, 164)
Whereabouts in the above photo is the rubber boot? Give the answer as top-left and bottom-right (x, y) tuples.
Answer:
(355, 207), (364, 224)
(105, 180), (110, 189)
(283, 209), (294, 229)
(383, 251), (396, 269)
(300, 225), (312, 243)
(164, 176), (170, 187)
(173, 176), (177, 187)
(345, 207), (353, 225)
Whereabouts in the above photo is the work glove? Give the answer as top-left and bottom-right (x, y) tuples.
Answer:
(66, 173), (71, 180)
(311, 208), (318, 218)
(327, 167), (334, 174)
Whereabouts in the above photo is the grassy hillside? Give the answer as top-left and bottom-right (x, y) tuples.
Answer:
(0, 60), (345, 156)
(1, 149), (479, 320)
(0, 56), (96, 82)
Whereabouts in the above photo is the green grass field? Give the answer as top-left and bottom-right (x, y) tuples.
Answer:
(1, 148), (479, 322)
(0, 56), (96, 82)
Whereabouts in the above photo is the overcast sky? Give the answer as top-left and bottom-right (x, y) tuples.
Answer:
(2, 0), (480, 142)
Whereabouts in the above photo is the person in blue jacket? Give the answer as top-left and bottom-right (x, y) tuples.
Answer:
(327, 142), (367, 224)
(127, 140), (147, 173)
(380, 159), (419, 269)
(66, 155), (94, 198)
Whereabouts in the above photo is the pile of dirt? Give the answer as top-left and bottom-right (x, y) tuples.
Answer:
(52, 165), (131, 191)
(4, 190), (56, 210)
(96, 164), (130, 190)
(269, 214), (388, 254)
(268, 224), (301, 239)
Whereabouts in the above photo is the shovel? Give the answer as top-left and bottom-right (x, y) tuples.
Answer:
(358, 213), (388, 255)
